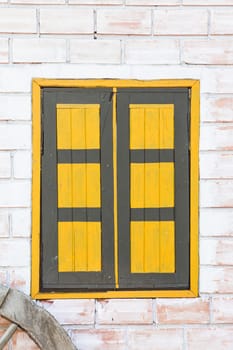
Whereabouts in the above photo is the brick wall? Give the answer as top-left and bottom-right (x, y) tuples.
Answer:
(0, 1), (233, 349)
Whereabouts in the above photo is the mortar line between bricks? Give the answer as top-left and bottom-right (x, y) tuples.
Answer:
(207, 8), (211, 37)
(93, 8), (97, 40)
(36, 8), (40, 37)
(209, 296), (213, 324)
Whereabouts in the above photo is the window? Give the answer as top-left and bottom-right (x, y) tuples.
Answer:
(32, 79), (199, 299)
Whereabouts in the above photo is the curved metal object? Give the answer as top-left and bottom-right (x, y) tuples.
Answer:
(0, 285), (77, 350)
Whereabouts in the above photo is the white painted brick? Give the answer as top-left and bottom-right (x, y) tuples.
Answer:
(70, 40), (121, 64)
(42, 299), (95, 325)
(13, 39), (66, 63)
(70, 0), (122, 3)
(9, 268), (30, 294)
(97, 9), (151, 35)
(183, 39), (233, 65)
(0, 39), (8, 63)
(200, 208), (233, 236)
(40, 8), (93, 34)
(0, 181), (30, 207)
(72, 329), (126, 350)
(126, 0), (180, 4)
(125, 39), (179, 64)
(12, 0), (65, 3)
(0, 124), (31, 149)
(187, 327), (233, 350)
(200, 180), (233, 208)
(11, 209), (31, 237)
(200, 238), (233, 265)
(200, 266), (233, 293)
(128, 329), (183, 350)
(202, 96), (233, 123)
(212, 297), (233, 323)
(0, 211), (9, 237)
(202, 69), (233, 94)
(184, 0), (233, 4)
(200, 124), (233, 151)
(0, 240), (29, 267)
(0, 94), (31, 121)
(13, 151), (31, 179)
(0, 152), (11, 178)
(96, 299), (153, 324)
(0, 8), (36, 33)
(154, 9), (208, 35)
(211, 10), (233, 35)
(200, 151), (233, 179)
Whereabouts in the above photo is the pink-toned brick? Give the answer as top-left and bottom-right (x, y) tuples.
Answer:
(200, 208), (233, 236)
(12, 331), (39, 350)
(12, 0), (65, 3)
(200, 266), (233, 293)
(187, 327), (233, 350)
(184, 0), (233, 4)
(201, 238), (233, 265)
(0, 316), (10, 326)
(211, 10), (233, 35)
(183, 39), (233, 65)
(125, 39), (179, 64)
(70, 40), (121, 64)
(13, 39), (66, 63)
(40, 8), (93, 34)
(70, 0), (122, 3)
(0, 39), (8, 63)
(96, 299), (153, 325)
(126, 0), (180, 4)
(200, 124), (233, 151)
(0, 8), (36, 33)
(200, 180), (233, 208)
(97, 9), (151, 35)
(212, 297), (233, 323)
(200, 152), (233, 179)
(156, 298), (210, 324)
(42, 299), (95, 325)
(128, 329), (183, 350)
(154, 9), (208, 35)
(72, 329), (126, 350)
(202, 96), (233, 123)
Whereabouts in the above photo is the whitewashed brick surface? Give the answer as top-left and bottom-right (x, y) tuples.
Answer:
(200, 208), (233, 236)
(42, 299), (95, 325)
(0, 240), (29, 266)
(40, 9), (93, 34)
(0, 8), (36, 33)
(202, 69), (233, 94)
(0, 211), (9, 237)
(70, 0), (123, 3)
(12, 0), (65, 3)
(200, 124), (233, 151)
(13, 151), (31, 179)
(212, 297), (233, 323)
(11, 209), (31, 237)
(184, 0), (233, 4)
(0, 152), (11, 178)
(187, 327), (233, 350)
(125, 39), (179, 64)
(182, 39), (233, 65)
(154, 9), (208, 35)
(9, 268), (30, 294)
(200, 239), (233, 265)
(70, 40), (121, 64)
(211, 10), (233, 34)
(0, 94), (31, 120)
(200, 180), (233, 207)
(0, 39), (8, 63)
(0, 124), (31, 150)
(126, 0), (180, 5)
(97, 9), (151, 35)
(200, 266), (233, 293)
(0, 182), (30, 207)
(200, 151), (233, 179)
(96, 299), (153, 324)
(202, 96), (233, 123)
(127, 329), (183, 350)
(13, 39), (66, 63)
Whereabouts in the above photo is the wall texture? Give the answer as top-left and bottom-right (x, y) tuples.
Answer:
(0, 0), (233, 349)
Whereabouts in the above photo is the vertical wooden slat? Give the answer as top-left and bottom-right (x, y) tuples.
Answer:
(145, 107), (159, 149)
(130, 222), (145, 273)
(159, 221), (175, 272)
(58, 222), (73, 272)
(144, 222), (160, 272)
(159, 106), (174, 149)
(75, 222), (88, 271)
(71, 107), (85, 149)
(87, 222), (101, 271)
(130, 107), (145, 149)
(159, 163), (174, 208)
(130, 164), (145, 208)
(85, 106), (100, 149)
